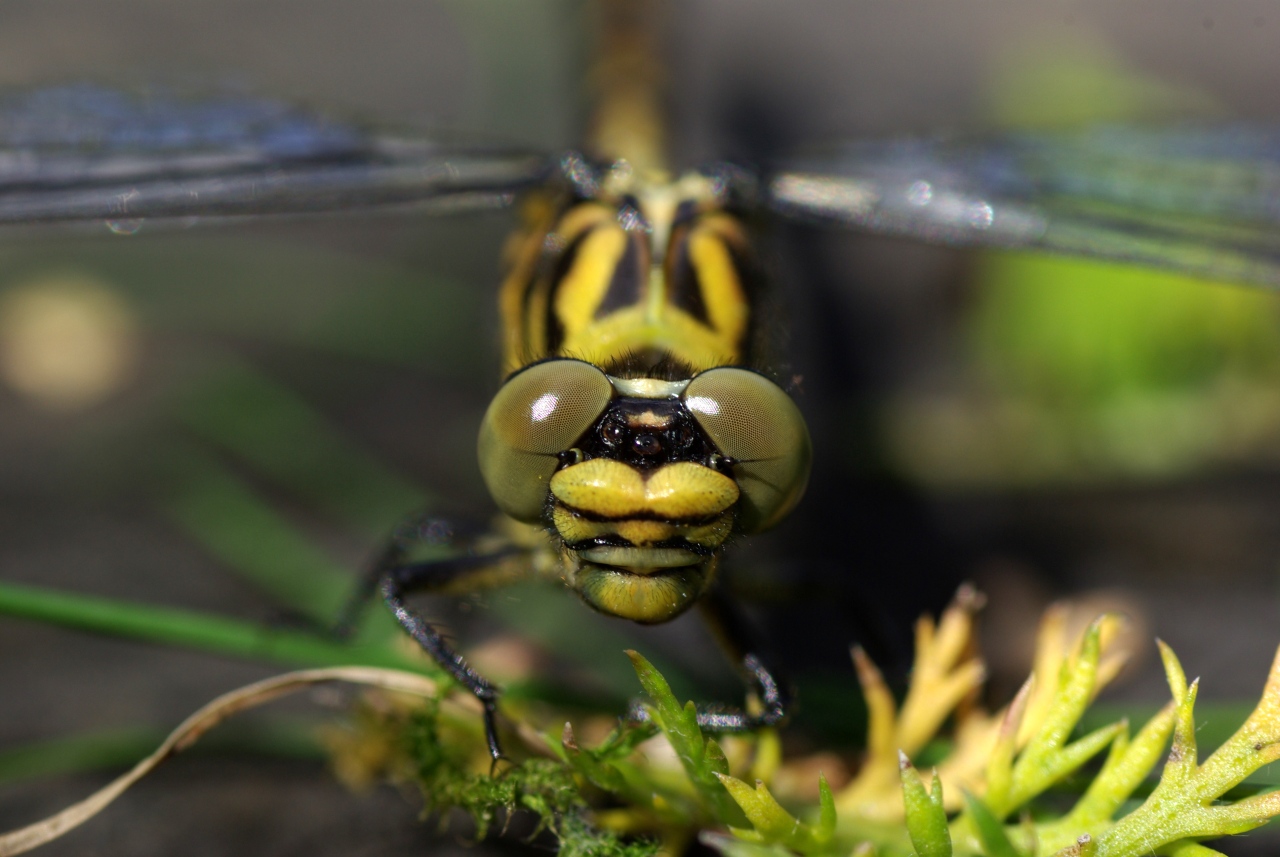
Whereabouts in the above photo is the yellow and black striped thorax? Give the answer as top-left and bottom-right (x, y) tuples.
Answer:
(499, 156), (762, 376)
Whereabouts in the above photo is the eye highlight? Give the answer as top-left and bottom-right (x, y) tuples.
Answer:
(683, 368), (811, 533)
(477, 359), (614, 523)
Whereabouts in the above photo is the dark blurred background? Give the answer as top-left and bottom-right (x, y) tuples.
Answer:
(2, 1), (1280, 855)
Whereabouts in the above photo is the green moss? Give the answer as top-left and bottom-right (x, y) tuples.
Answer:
(403, 701), (579, 836)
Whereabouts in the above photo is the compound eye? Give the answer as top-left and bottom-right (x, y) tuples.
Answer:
(478, 359), (613, 522)
(684, 368), (811, 533)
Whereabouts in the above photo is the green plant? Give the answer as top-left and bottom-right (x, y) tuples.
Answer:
(5, 587), (1280, 857)
(308, 587), (1280, 856)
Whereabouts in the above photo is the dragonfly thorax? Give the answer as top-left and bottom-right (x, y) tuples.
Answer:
(498, 162), (760, 375)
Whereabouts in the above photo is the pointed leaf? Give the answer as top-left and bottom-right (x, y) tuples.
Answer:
(901, 756), (951, 857)
(816, 773), (837, 841)
(986, 677), (1032, 814)
(1069, 705), (1173, 824)
(705, 739), (730, 778)
(962, 792), (1024, 857)
(626, 651), (744, 826)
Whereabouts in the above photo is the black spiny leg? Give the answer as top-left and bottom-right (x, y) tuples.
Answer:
(336, 514), (530, 761)
(695, 584), (790, 730)
(630, 584), (790, 732)
(381, 563), (509, 761)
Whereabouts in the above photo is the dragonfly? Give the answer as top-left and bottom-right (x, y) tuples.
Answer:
(2, 2), (1280, 765)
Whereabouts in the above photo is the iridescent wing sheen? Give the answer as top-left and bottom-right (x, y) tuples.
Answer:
(767, 126), (1280, 289)
(0, 86), (554, 226)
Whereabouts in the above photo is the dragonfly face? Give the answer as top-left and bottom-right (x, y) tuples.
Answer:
(479, 158), (812, 623)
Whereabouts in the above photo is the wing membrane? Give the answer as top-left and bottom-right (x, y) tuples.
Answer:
(768, 127), (1280, 288)
(0, 86), (554, 225)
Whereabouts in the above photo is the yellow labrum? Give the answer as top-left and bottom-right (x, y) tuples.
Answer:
(549, 459), (739, 520)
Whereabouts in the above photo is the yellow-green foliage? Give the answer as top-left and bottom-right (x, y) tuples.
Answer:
(970, 253), (1280, 407)
(329, 590), (1280, 857)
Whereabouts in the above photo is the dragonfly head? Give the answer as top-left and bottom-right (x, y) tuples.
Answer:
(477, 358), (811, 623)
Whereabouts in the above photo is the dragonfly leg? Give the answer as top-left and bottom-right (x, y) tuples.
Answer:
(333, 514), (490, 638)
(337, 513), (531, 762)
(627, 585), (790, 732)
(379, 561), (511, 761)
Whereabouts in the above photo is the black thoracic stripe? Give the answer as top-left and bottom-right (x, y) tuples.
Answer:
(539, 226), (591, 354)
(553, 499), (729, 527)
(672, 199), (700, 228)
(593, 231), (647, 319)
(725, 236), (764, 361)
(725, 238), (761, 305)
(665, 222), (710, 325)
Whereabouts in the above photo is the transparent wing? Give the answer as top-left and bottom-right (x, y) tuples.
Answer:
(0, 85), (555, 226)
(768, 126), (1280, 288)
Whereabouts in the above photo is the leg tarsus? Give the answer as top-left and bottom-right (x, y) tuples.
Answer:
(741, 652), (788, 727)
(623, 651), (791, 733)
(482, 701), (516, 771)
(340, 512), (534, 766)
(379, 560), (512, 763)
